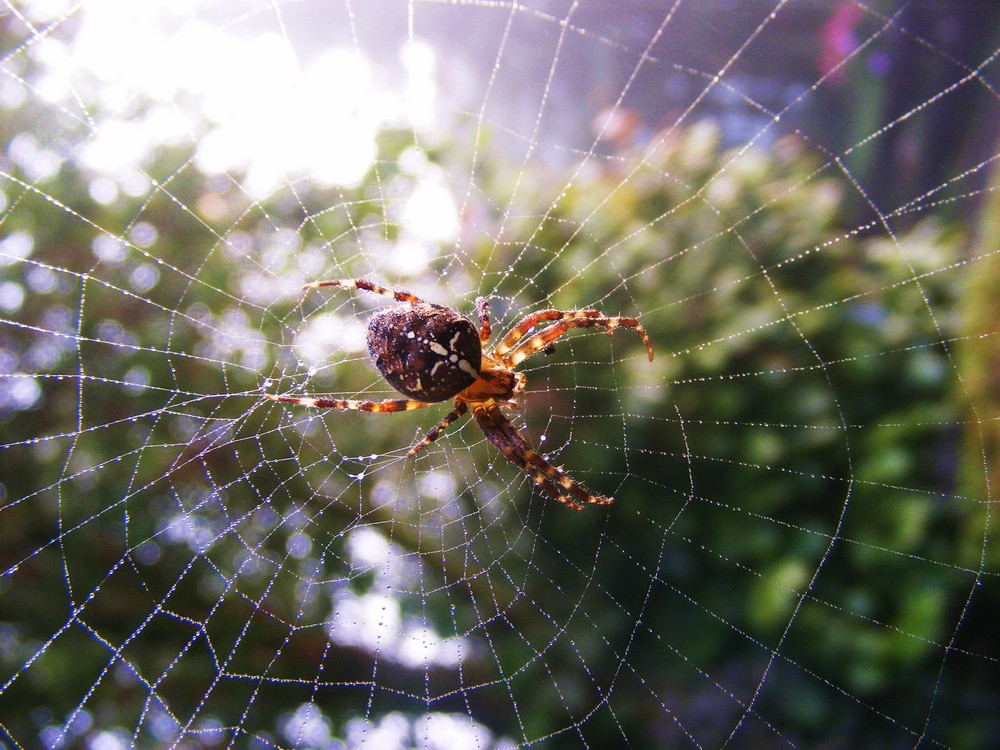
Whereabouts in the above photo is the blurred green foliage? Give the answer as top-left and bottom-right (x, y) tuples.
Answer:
(1, 98), (998, 750)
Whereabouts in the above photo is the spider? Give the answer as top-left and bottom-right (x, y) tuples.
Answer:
(267, 278), (654, 511)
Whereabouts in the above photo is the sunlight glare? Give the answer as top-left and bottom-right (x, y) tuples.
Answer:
(23, 0), (439, 197)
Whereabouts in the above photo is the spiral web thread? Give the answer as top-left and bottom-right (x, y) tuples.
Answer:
(1, 2), (998, 748)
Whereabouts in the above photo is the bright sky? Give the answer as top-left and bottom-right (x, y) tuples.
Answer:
(17, 0), (458, 236)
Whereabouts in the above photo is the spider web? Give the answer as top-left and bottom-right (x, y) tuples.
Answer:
(2, 1), (999, 748)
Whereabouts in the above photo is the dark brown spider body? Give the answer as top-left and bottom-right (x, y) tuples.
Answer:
(366, 303), (481, 402)
(267, 277), (654, 511)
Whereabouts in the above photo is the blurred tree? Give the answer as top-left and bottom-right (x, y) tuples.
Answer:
(1, 13), (997, 749)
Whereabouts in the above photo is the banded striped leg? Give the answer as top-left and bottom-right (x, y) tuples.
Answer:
(472, 406), (613, 511)
(266, 394), (435, 413)
(503, 314), (654, 367)
(475, 297), (491, 344)
(303, 278), (427, 305)
(522, 444), (614, 509)
(492, 309), (599, 359)
(406, 400), (469, 457)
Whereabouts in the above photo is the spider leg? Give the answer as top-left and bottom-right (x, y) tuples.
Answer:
(303, 278), (426, 306)
(492, 309), (596, 359)
(406, 400), (469, 457)
(502, 313), (654, 367)
(266, 394), (435, 412)
(472, 404), (613, 511)
(526, 471), (586, 511)
(475, 297), (491, 344)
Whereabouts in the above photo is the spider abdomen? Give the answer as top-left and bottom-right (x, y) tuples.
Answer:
(366, 303), (482, 402)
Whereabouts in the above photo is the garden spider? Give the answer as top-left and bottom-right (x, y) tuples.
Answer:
(267, 278), (654, 510)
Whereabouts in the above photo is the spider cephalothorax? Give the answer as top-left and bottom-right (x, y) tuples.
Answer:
(267, 278), (654, 510)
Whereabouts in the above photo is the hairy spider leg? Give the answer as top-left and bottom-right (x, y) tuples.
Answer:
(266, 394), (436, 412)
(492, 309), (603, 358)
(472, 403), (612, 511)
(502, 314), (654, 367)
(523, 466), (587, 511)
(406, 400), (469, 457)
(303, 278), (427, 306)
(474, 297), (491, 344)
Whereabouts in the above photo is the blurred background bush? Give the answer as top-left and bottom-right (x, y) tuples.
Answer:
(1, 2), (998, 748)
